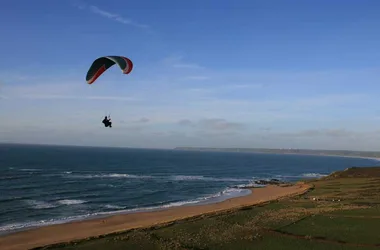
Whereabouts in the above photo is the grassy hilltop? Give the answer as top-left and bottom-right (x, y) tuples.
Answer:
(35, 166), (380, 250)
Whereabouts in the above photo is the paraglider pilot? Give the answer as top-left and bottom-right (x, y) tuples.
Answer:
(102, 116), (112, 128)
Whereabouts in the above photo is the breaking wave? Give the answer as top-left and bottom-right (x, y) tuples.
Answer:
(25, 199), (87, 209)
(25, 200), (58, 209)
(66, 173), (154, 179)
(169, 175), (254, 182)
(57, 199), (87, 205)
(104, 204), (125, 209)
(64, 173), (255, 182)
(274, 172), (328, 179)
(301, 173), (328, 178)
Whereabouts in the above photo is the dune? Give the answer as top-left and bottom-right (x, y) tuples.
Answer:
(0, 183), (311, 250)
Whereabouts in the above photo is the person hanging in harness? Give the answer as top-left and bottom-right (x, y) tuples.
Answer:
(102, 116), (112, 128)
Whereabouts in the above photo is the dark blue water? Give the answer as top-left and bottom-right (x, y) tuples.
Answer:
(0, 143), (378, 235)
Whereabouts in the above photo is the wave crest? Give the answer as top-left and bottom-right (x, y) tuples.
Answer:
(301, 173), (328, 178)
(170, 175), (253, 182)
(64, 173), (255, 183)
(25, 200), (57, 209)
(67, 173), (153, 179)
(25, 199), (87, 209)
(57, 199), (86, 205)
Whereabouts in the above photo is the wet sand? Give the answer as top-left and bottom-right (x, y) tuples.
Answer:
(0, 183), (311, 250)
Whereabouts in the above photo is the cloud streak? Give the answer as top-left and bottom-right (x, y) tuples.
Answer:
(178, 119), (194, 127)
(161, 55), (204, 69)
(74, 3), (149, 29)
(133, 117), (150, 123)
(275, 128), (354, 138)
(182, 76), (210, 81)
(198, 118), (245, 131)
(0, 80), (142, 102)
(172, 63), (203, 69)
(178, 118), (245, 131)
(6, 94), (139, 102)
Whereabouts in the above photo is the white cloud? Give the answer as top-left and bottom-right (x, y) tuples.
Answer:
(250, 128), (380, 151)
(85, 95), (140, 101)
(275, 128), (355, 138)
(0, 81), (141, 102)
(135, 117), (150, 123)
(172, 63), (203, 69)
(178, 119), (194, 127)
(15, 94), (139, 101)
(74, 3), (149, 29)
(182, 76), (210, 81)
(0, 74), (36, 82)
(191, 93), (366, 111)
(2, 58), (380, 150)
(291, 94), (366, 108)
(178, 118), (245, 131)
(183, 83), (263, 93)
(160, 55), (204, 69)
(121, 117), (150, 124)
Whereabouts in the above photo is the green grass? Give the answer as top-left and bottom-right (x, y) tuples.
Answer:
(36, 166), (380, 250)
(280, 214), (380, 245)
(327, 206), (380, 217)
(255, 232), (379, 250)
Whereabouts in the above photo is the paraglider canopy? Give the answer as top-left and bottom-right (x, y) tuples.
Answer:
(86, 56), (133, 84)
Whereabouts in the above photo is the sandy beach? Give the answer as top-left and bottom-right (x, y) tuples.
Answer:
(0, 183), (310, 250)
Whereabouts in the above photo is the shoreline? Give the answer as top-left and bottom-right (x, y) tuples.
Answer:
(0, 183), (311, 250)
(0, 186), (254, 237)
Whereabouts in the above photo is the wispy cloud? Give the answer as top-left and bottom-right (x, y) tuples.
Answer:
(184, 83), (263, 93)
(161, 55), (204, 69)
(228, 83), (263, 89)
(182, 76), (210, 81)
(74, 2), (149, 29)
(0, 72), (41, 83)
(178, 119), (195, 127)
(173, 63), (203, 69)
(134, 117), (150, 123)
(1, 82), (141, 102)
(276, 128), (354, 138)
(86, 95), (139, 101)
(260, 127), (272, 132)
(292, 94), (366, 108)
(2, 82), (79, 97)
(9, 94), (139, 102)
(178, 118), (245, 131)
(193, 93), (366, 112)
(199, 118), (245, 130)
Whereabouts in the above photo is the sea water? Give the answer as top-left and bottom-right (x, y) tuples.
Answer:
(0, 143), (378, 235)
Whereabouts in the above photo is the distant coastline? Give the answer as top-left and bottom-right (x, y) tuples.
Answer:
(173, 147), (380, 161)
(3, 143), (380, 161)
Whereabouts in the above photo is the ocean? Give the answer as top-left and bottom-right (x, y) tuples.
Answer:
(0, 143), (378, 235)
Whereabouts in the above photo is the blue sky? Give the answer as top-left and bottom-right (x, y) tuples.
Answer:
(1, 0), (380, 150)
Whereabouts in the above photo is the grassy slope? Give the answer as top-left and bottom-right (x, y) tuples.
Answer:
(35, 167), (380, 250)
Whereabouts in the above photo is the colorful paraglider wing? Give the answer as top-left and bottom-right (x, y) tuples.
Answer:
(86, 56), (133, 84)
